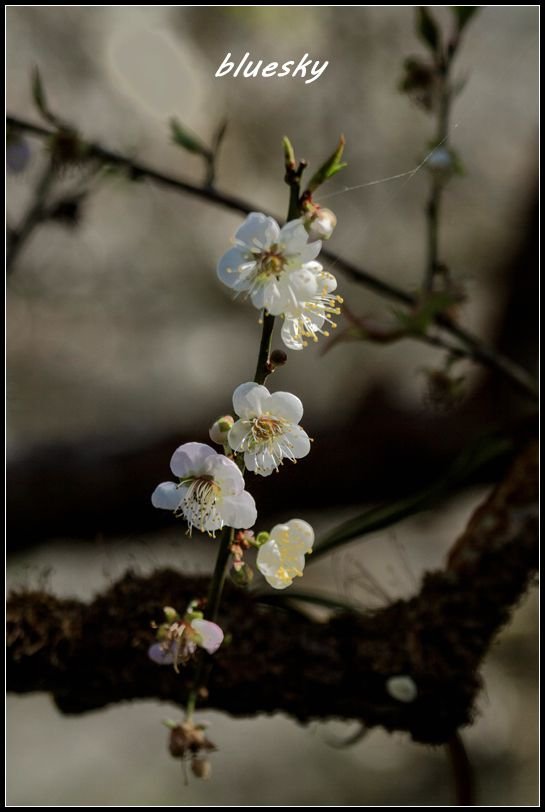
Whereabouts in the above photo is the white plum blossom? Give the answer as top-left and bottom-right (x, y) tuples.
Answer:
(151, 442), (256, 534)
(149, 612), (224, 670)
(256, 518), (315, 589)
(228, 382), (311, 476)
(217, 212), (324, 315)
(280, 261), (343, 350)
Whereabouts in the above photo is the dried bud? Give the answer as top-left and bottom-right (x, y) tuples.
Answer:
(423, 367), (465, 412)
(399, 57), (440, 113)
(191, 757), (212, 780)
(268, 349), (288, 370)
(48, 128), (87, 171)
(167, 721), (215, 760)
(209, 415), (234, 445)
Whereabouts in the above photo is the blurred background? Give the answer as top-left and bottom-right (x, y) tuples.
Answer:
(6, 5), (538, 806)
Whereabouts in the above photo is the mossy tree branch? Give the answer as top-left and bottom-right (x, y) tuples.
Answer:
(7, 442), (537, 745)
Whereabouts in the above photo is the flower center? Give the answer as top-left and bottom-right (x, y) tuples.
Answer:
(250, 415), (287, 443)
(178, 475), (222, 535)
(255, 247), (286, 278)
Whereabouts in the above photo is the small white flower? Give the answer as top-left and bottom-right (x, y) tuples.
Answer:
(280, 262), (343, 350)
(151, 442), (257, 534)
(148, 618), (224, 668)
(228, 382), (311, 476)
(217, 212), (323, 315)
(256, 518), (314, 589)
(386, 675), (418, 703)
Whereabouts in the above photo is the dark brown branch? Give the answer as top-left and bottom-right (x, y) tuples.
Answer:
(7, 442), (537, 745)
(6, 114), (536, 400)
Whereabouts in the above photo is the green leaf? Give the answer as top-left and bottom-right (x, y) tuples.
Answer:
(257, 590), (360, 615)
(452, 6), (479, 32)
(306, 135), (347, 194)
(169, 118), (211, 159)
(32, 67), (49, 120)
(416, 7), (442, 56)
(310, 434), (514, 563)
(211, 118), (228, 154)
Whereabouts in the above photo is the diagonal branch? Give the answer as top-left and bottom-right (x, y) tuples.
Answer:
(6, 114), (537, 401)
(7, 442), (537, 745)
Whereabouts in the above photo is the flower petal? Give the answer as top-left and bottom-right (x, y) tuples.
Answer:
(227, 419), (251, 453)
(286, 267), (320, 302)
(283, 425), (311, 459)
(244, 448), (276, 476)
(151, 481), (184, 511)
(207, 453), (245, 495)
(191, 619), (224, 654)
(170, 442), (217, 478)
(249, 278), (290, 316)
(220, 490), (257, 528)
(265, 391), (304, 424)
(148, 643), (174, 665)
(217, 247), (254, 290)
(234, 212), (279, 248)
(232, 382), (270, 419)
(285, 518), (315, 553)
(281, 317), (305, 351)
(278, 218), (308, 248)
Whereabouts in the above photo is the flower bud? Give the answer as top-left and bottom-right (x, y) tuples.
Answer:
(209, 414), (234, 446)
(426, 146), (459, 183)
(163, 606), (179, 623)
(191, 757), (212, 780)
(268, 349), (288, 370)
(253, 531), (270, 548)
(305, 207), (337, 241)
(229, 562), (254, 587)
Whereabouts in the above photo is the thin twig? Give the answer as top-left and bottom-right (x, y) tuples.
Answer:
(6, 114), (537, 400)
(446, 732), (475, 805)
(7, 155), (56, 273)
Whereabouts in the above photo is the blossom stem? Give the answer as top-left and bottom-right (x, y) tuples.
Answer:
(424, 57), (451, 293)
(206, 526), (234, 622)
(253, 313), (276, 385)
(7, 156), (56, 274)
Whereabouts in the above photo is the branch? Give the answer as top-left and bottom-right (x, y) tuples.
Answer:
(7, 442), (537, 745)
(6, 114), (537, 401)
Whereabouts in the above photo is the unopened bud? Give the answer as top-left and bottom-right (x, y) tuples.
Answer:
(191, 757), (212, 780)
(229, 562), (254, 587)
(254, 531), (270, 548)
(209, 415), (234, 445)
(426, 146), (459, 182)
(306, 207), (337, 241)
(163, 606), (179, 623)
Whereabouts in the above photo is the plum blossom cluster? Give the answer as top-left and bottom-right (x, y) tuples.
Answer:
(217, 212), (343, 350)
(148, 603), (224, 672)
